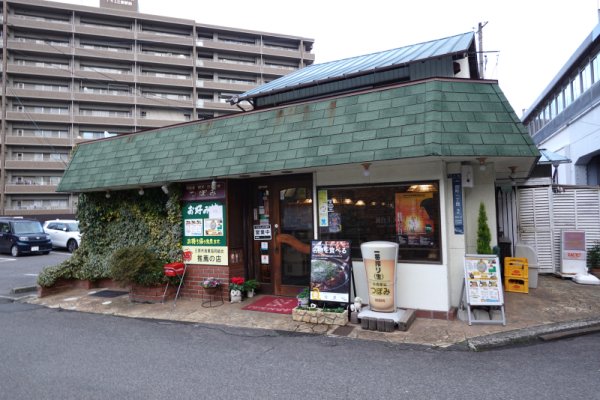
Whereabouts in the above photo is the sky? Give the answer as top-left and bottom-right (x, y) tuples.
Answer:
(60, 0), (600, 116)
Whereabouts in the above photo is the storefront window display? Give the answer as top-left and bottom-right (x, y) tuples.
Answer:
(318, 182), (441, 263)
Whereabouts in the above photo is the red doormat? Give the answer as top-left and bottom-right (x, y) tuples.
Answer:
(242, 296), (298, 314)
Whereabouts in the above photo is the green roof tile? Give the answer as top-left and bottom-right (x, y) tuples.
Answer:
(58, 79), (539, 192)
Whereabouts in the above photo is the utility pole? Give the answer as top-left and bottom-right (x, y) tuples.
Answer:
(477, 21), (488, 79)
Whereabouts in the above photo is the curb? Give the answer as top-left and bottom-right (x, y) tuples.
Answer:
(464, 318), (600, 351)
(11, 286), (37, 294)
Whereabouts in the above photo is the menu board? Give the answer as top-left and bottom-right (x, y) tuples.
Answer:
(182, 201), (227, 265)
(310, 241), (351, 303)
(463, 254), (503, 306)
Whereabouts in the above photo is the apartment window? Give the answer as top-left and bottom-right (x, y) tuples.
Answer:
(218, 75), (256, 85)
(218, 55), (255, 65)
(563, 85), (572, 108)
(79, 16), (131, 30)
(218, 34), (256, 46)
(11, 128), (68, 138)
(264, 59), (297, 69)
(10, 199), (68, 210)
(572, 75), (581, 100)
(14, 81), (69, 92)
(80, 131), (106, 139)
(582, 63), (593, 92)
(556, 90), (564, 114)
(15, 59), (69, 69)
(263, 39), (298, 51)
(80, 108), (131, 118)
(593, 56), (600, 84)
(80, 64), (130, 74)
(14, 10), (69, 24)
(81, 84), (130, 95)
(14, 36), (69, 47)
(141, 69), (189, 79)
(318, 182), (441, 263)
(15, 105), (69, 114)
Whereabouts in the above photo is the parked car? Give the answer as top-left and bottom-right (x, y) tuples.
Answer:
(0, 217), (52, 257)
(43, 219), (81, 253)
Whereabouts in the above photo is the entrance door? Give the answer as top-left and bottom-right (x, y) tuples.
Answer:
(250, 175), (313, 296)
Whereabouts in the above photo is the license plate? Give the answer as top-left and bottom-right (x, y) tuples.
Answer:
(31, 246), (39, 252)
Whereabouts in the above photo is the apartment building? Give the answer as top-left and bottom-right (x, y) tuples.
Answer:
(0, 0), (314, 218)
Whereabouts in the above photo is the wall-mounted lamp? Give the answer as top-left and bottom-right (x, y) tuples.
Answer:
(105, 191), (111, 199)
(477, 157), (487, 171)
(211, 179), (217, 191)
(355, 199), (366, 206)
(161, 184), (169, 195)
(138, 188), (144, 196)
(361, 163), (371, 177)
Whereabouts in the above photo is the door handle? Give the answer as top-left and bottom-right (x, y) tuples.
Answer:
(274, 223), (279, 253)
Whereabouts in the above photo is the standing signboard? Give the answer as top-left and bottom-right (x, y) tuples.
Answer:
(182, 200), (227, 265)
(560, 230), (587, 275)
(463, 254), (505, 325)
(310, 241), (351, 304)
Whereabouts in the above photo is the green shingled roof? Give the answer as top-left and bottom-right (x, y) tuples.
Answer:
(57, 79), (539, 193)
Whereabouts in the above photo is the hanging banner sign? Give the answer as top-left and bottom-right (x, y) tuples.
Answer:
(182, 200), (227, 265)
(449, 173), (464, 234)
(310, 241), (351, 303)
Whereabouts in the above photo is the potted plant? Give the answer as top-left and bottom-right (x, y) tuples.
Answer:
(296, 287), (310, 307)
(588, 242), (600, 278)
(229, 276), (245, 303)
(108, 245), (175, 303)
(201, 277), (221, 295)
(243, 279), (260, 298)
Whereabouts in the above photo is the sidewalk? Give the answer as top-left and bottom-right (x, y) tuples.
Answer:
(25, 275), (600, 350)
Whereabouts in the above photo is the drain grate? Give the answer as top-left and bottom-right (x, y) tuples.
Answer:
(90, 290), (128, 298)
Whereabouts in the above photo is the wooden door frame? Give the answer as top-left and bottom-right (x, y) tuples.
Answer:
(246, 174), (313, 296)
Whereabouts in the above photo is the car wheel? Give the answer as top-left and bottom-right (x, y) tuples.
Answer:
(67, 239), (79, 253)
(11, 245), (20, 257)
(41, 251), (50, 255)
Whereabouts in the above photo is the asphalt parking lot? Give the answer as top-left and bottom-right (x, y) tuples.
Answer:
(0, 251), (71, 299)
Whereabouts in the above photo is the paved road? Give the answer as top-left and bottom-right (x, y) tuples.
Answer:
(1, 301), (599, 400)
(0, 251), (71, 299)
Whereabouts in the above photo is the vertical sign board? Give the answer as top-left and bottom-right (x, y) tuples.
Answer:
(310, 241), (351, 304)
(449, 174), (464, 234)
(182, 181), (227, 265)
(463, 254), (505, 325)
(561, 230), (587, 275)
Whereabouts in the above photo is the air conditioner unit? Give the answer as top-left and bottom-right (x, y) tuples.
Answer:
(16, 129), (24, 136)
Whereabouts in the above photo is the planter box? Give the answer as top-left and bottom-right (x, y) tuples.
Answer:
(292, 307), (348, 326)
(129, 284), (175, 303)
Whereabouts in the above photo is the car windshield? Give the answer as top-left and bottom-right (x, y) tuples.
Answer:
(66, 222), (79, 232)
(13, 221), (44, 234)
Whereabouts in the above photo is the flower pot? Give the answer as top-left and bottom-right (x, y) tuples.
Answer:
(203, 286), (220, 295)
(297, 296), (309, 307)
(230, 289), (242, 303)
(246, 289), (255, 298)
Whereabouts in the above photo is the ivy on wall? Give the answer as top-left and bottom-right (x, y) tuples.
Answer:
(38, 185), (183, 287)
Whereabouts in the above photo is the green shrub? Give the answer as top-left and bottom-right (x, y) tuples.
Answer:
(109, 245), (166, 287)
(587, 242), (600, 271)
(38, 185), (182, 287)
(476, 202), (493, 254)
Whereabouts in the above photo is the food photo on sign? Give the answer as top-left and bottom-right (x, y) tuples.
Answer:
(309, 241), (351, 304)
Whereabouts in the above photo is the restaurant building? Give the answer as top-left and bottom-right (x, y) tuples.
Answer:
(57, 32), (539, 319)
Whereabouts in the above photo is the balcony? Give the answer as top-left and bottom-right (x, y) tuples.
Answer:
(4, 160), (68, 171)
(73, 114), (134, 126)
(7, 63), (72, 78)
(136, 117), (189, 128)
(197, 59), (262, 75)
(136, 52), (194, 67)
(5, 184), (59, 194)
(75, 24), (134, 40)
(9, 15), (72, 33)
(196, 100), (239, 112)
(74, 46), (134, 61)
(136, 30), (194, 47)
(136, 95), (194, 108)
(6, 111), (71, 124)
(8, 40), (71, 57)
(136, 74), (193, 87)
(73, 91), (135, 105)
(7, 87), (72, 102)
(3, 207), (73, 217)
(5, 136), (72, 147)
(197, 80), (255, 92)
(75, 69), (135, 83)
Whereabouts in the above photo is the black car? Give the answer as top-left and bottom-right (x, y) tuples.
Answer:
(0, 218), (52, 257)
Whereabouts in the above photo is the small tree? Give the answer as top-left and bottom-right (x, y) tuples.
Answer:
(476, 202), (493, 254)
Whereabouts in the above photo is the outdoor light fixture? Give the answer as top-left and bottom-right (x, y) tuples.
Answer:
(105, 191), (111, 199)
(355, 199), (366, 206)
(211, 179), (217, 191)
(161, 184), (169, 194)
(477, 157), (487, 171)
(509, 166), (517, 185)
(361, 162), (371, 177)
(138, 188), (144, 196)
